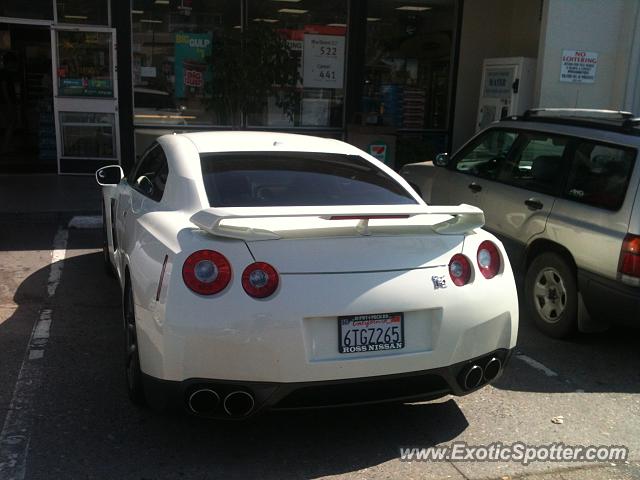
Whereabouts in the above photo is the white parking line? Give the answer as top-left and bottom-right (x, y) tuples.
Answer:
(67, 215), (101, 230)
(0, 226), (69, 480)
(515, 353), (559, 377)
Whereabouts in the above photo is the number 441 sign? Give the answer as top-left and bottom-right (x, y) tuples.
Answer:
(303, 34), (345, 89)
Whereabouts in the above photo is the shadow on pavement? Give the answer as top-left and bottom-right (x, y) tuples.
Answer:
(493, 285), (640, 394)
(0, 220), (100, 252)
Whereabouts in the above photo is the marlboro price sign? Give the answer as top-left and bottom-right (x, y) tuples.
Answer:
(560, 50), (598, 84)
(303, 34), (345, 89)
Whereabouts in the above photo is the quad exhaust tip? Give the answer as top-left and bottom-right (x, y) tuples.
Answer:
(463, 364), (484, 390)
(461, 356), (503, 391)
(483, 357), (502, 382)
(188, 388), (220, 414)
(223, 391), (255, 417)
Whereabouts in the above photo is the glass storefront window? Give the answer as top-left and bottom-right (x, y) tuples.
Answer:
(56, 0), (109, 26)
(246, 0), (347, 128)
(131, 0), (241, 126)
(60, 112), (116, 158)
(56, 31), (114, 97)
(363, 0), (455, 130)
(0, 0), (53, 20)
(397, 131), (448, 165)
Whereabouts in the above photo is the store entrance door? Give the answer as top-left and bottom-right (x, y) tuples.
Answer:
(0, 22), (55, 173)
(52, 26), (119, 174)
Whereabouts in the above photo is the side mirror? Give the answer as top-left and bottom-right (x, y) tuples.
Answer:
(96, 165), (124, 186)
(434, 153), (449, 167)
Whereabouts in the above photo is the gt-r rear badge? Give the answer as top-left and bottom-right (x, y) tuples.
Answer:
(432, 275), (448, 289)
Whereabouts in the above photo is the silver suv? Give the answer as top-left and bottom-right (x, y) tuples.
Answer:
(401, 109), (640, 338)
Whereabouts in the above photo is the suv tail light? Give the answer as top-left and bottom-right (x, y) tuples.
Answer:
(449, 254), (472, 286)
(618, 234), (640, 283)
(242, 262), (279, 298)
(477, 241), (501, 279)
(182, 250), (231, 295)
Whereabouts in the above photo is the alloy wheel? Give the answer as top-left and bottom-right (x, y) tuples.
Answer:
(532, 267), (568, 324)
(124, 289), (138, 389)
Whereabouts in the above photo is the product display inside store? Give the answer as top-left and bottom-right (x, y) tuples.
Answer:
(362, 0), (455, 131)
(131, 0), (347, 129)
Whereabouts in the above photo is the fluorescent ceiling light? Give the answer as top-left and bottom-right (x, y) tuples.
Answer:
(327, 23), (347, 27)
(272, 0), (302, 2)
(278, 8), (308, 14)
(155, 0), (170, 4)
(253, 18), (279, 23)
(233, 25), (242, 29)
(64, 15), (88, 20)
(140, 19), (163, 23)
(396, 5), (432, 11)
(132, 9), (144, 14)
(367, 17), (381, 22)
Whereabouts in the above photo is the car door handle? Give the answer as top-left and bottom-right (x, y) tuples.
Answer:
(468, 182), (482, 193)
(525, 198), (543, 211)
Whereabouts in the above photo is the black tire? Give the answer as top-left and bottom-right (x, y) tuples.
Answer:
(123, 282), (147, 406)
(102, 202), (115, 277)
(524, 252), (578, 339)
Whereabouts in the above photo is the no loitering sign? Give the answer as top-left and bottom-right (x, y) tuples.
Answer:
(560, 50), (598, 83)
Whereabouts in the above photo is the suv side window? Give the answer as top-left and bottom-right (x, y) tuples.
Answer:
(498, 133), (569, 195)
(565, 141), (636, 211)
(130, 143), (169, 202)
(453, 129), (517, 180)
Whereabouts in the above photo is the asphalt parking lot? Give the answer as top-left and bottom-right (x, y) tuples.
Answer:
(0, 217), (639, 480)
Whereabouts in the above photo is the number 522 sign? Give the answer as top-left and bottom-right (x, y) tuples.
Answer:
(303, 34), (345, 89)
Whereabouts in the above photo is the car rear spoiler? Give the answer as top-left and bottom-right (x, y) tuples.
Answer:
(190, 204), (485, 241)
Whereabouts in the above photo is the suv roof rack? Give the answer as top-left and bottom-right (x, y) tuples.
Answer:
(503, 108), (640, 135)
(524, 108), (635, 120)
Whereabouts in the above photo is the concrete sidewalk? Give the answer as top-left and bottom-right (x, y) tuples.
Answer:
(0, 174), (101, 220)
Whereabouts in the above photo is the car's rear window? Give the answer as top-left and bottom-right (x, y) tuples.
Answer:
(564, 141), (636, 211)
(200, 152), (417, 207)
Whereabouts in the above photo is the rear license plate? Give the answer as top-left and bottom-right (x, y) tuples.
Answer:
(338, 312), (404, 354)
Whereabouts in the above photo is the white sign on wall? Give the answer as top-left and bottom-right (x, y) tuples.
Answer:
(303, 34), (345, 89)
(483, 67), (515, 98)
(560, 50), (598, 83)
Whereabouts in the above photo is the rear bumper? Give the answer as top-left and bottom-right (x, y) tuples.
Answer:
(578, 269), (640, 325)
(142, 348), (514, 418)
(137, 265), (518, 383)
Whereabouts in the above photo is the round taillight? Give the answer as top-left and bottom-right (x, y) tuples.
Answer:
(182, 250), (231, 295)
(449, 254), (472, 286)
(242, 262), (279, 298)
(477, 240), (501, 279)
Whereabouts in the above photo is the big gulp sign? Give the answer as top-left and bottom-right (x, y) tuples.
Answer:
(560, 49), (598, 83)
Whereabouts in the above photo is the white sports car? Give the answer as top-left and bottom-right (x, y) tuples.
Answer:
(96, 131), (518, 418)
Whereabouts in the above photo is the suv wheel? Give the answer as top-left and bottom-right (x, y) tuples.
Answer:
(525, 252), (578, 338)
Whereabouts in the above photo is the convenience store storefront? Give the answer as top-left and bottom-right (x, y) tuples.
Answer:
(0, 0), (461, 174)
(0, 1), (119, 173)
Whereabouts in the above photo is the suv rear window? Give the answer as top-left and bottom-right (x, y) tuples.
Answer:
(200, 152), (417, 207)
(565, 142), (636, 210)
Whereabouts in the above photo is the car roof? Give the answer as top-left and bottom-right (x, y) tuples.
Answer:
(154, 130), (421, 212)
(179, 131), (363, 156)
